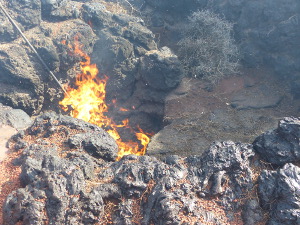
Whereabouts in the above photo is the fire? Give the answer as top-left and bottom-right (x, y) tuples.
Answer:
(59, 38), (151, 160)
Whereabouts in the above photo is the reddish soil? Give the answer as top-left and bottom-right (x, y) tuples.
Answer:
(0, 149), (22, 224)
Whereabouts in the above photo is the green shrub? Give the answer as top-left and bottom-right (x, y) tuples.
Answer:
(178, 10), (239, 83)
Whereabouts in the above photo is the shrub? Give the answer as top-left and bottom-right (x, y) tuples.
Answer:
(177, 10), (239, 83)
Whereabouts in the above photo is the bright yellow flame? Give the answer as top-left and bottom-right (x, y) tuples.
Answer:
(59, 38), (152, 160)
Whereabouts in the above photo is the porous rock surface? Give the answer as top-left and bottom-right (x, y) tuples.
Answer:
(253, 117), (300, 165)
(0, 0), (183, 122)
(258, 163), (300, 225)
(0, 103), (32, 130)
(4, 112), (117, 224)
(3, 112), (262, 224)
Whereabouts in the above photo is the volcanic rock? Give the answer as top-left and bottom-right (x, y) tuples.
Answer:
(26, 28), (60, 72)
(41, 0), (80, 21)
(0, 103), (32, 130)
(139, 47), (183, 91)
(258, 163), (300, 224)
(3, 112), (116, 224)
(8, 0), (41, 30)
(69, 132), (118, 161)
(3, 112), (259, 224)
(253, 117), (300, 165)
(242, 199), (264, 225)
(82, 3), (114, 30)
(291, 78), (300, 99)
(0, 43), (44, 115)
(82, 2), (184, 134)
(46, 19), (96, 69)
(0, 11), (19, 43)
(88, 3), (160, 101)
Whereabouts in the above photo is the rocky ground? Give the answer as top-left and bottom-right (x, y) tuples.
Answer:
(1, 0), (300, 224)
(1, 111), (300, 225)
(0, 104), (32, 224)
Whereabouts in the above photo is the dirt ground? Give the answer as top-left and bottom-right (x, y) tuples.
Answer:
(147, 67), (300, 158)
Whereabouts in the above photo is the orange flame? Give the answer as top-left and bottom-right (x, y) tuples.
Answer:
(59, 38), (152, 160)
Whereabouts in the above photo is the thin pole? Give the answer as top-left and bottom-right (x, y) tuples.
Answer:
(0, 2), (70, 97)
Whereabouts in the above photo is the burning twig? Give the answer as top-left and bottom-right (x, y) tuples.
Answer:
(0, 2), (70, 97)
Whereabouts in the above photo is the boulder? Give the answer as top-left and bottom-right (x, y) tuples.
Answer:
(258, 163), (300, 224)
(0, 103), (32, 129)
(69, 132), (118, 161)
(82, 3), (113, 29)
(253, 117), (300, 165)
(139, 47), (183, 91)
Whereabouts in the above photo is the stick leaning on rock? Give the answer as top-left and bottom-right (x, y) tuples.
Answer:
(0, 2), (70, 97)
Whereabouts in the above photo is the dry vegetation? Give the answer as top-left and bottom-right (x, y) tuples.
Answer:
(0, 150), (22, 224)
(178, 10), (240, 83)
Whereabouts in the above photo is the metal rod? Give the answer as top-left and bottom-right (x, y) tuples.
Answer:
(0, 2), (70, 97)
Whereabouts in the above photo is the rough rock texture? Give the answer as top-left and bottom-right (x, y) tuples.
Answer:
(0, 43), (44, 115)
(82, 2), (183, 132)
(4, 112), (117, 224)
(84, 1), (183, 99)
(0, 103), (32, 130)
(8, 0), (41, 30)
(41, 0), (81, 20)
(258, 163), (300, 225)
(3, 112), (260, 224)
(253, 117), (300, 165)
(0, 0), (183, 129)
(0, 0), (96, 115)
(139, 47), (183, 91)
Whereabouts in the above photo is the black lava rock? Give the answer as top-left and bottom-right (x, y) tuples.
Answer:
(69, 132), (118, 161)
(4, 117), (258, 225)
(253, 117), (300, 165)
(139, 47), (184, 91)
(258, 163), (300, 224)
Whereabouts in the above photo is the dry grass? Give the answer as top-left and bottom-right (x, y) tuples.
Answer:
(97, 199), (119, 225)
(0, 149), (22, 224)
(178, 197), (233, 224)
(134, 179), (156, 223)
(0, 125), (28, 224)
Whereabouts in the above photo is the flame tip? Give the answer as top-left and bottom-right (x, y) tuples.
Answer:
(59, 37), (152, 160)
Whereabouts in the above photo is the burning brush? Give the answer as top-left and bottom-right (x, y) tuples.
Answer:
(59, 38), (152, 160)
